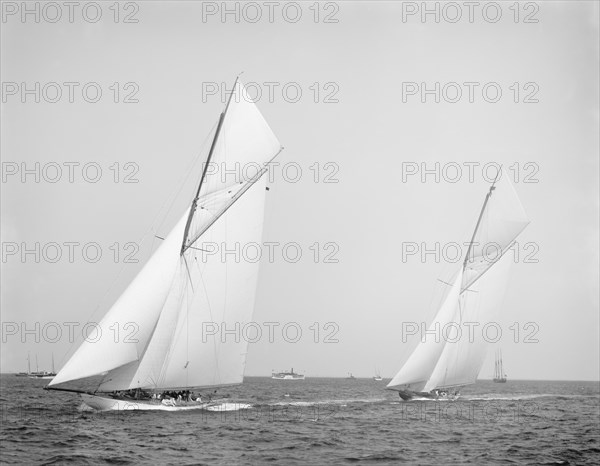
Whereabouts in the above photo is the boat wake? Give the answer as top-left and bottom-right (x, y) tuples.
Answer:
(405, 396), (456, 402)
(462, 393), (595, 401)
(271, 398), (386, 407)
(204, 403), (252, 412)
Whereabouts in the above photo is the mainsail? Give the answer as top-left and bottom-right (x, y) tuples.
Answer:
(387, 172), (529, 393)
(49, 79), (283, 393)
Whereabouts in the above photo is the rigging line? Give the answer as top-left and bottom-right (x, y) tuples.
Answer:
(219, 119), (228, 385)
(187, 245), (213, 252)
(436, 279), (454, 287)
(155, 119), (219, 237)
(93, 377), (104, 395)
(221, 194), (229, 385)
(194, 251), (220, 380)
(185, 261), (190, 389)
(182, 254), (195, 293)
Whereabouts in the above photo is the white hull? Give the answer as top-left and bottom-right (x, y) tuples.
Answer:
(271, 375), (305, 380)
(396, 389), (461, 401)
(80, 394), (251, 412)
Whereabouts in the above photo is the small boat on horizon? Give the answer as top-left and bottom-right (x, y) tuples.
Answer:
(272, 368), (305, 380)
(373, 366), (383, 381)
(346, 373), (356, 379)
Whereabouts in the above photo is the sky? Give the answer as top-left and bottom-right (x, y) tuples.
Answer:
(1, 1), (598, 381)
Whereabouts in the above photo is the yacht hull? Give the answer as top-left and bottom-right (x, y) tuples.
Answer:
(396, 390), (460, 401)
(80, 394), (250, 412)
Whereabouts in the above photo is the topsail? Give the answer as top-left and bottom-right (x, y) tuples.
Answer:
(49, 79), (283, 393)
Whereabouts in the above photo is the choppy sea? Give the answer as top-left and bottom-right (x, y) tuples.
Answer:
(0, 376), (598, 465)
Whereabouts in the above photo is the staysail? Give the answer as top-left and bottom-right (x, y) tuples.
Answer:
(387, 172), (528, 393)
(386, 268), (463, 392)
(49, 79), (283, 393)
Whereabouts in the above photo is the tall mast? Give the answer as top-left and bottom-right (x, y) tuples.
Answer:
(494, 351), (498, 378)
(462, 169), (501, 271)
(180, 76), (240, 255)
(27, 352), (30, 374)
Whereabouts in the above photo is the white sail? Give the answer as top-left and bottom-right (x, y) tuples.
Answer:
(152, 177), (267, 389)
(423, 253), (512, 391)
(49, 211), (189, 388)
(123, 177), (266, 389)
(386, 269), (464, 392)
(184, 80), (282, 252)
(50, 79), (281, 393)
(462, 173), (529, 291)
(388, 175), (529, 395)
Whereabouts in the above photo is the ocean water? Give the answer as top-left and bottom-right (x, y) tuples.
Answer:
(0, 376), (598, 465)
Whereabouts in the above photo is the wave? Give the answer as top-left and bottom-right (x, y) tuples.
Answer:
(463, 393), (597, 401)
(269, 398), (387, 407)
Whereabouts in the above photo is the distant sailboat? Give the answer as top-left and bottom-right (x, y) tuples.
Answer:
(346, 372), (356, 379)
(29, 353), (56, 379)
(493, 349), (507, 383)
(15, 352), (31, 377)
(46, 77), (284, 411)
(17, 352), (56, 379)
(373, 367), (383, 381)
(387, 171), (529, 400)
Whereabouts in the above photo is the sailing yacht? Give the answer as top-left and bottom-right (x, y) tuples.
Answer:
(29, 354), (56, 379)
(387, 172), (529, 400)
(373, 367), (383, 381)
(493, 349), (507, 383)
(15, 352), (31, 377)
(17, 353), (56, 379)
(46, 77), (283, 411)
